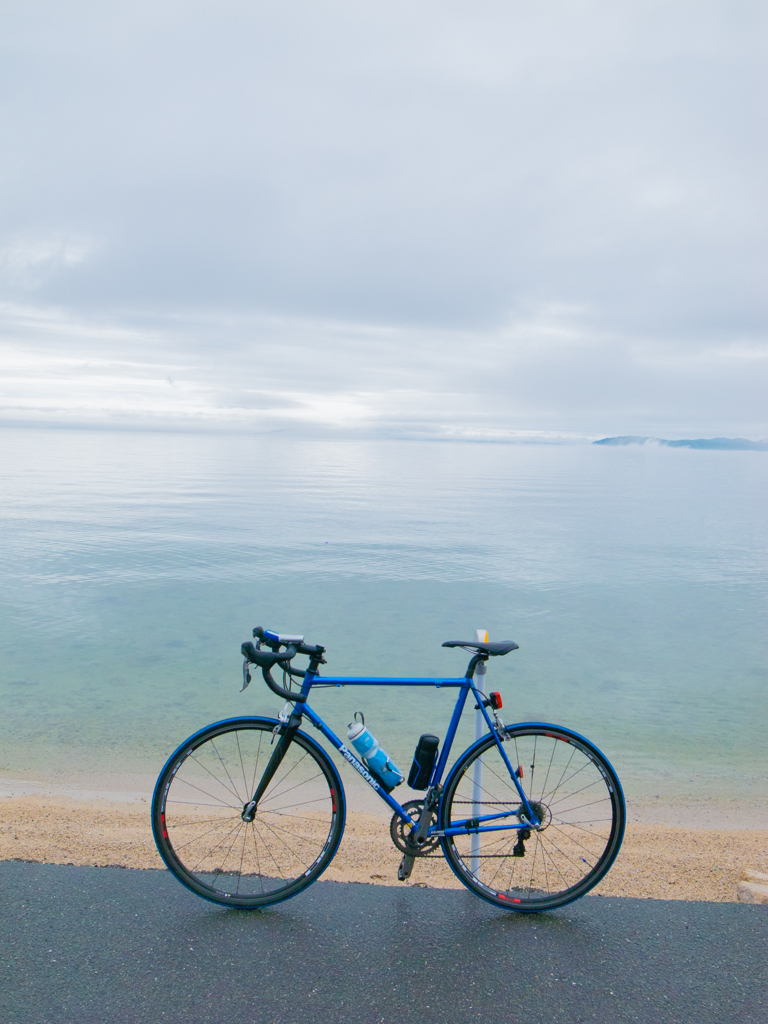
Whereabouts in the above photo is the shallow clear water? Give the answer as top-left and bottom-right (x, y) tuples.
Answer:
(1, 428), (766, 808)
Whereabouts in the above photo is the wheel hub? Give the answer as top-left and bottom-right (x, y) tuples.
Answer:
(518, 801), (552, 830)
(241, 800), (257, 822)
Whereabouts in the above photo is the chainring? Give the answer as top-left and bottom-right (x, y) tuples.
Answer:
(390, 799), (440, 856)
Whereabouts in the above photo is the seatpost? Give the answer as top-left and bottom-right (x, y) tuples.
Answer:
(465, 652), (485, 678)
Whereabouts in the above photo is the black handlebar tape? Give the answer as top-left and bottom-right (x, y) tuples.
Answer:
(261, 666), (307, 702)
(241, 641), (306, 702)
(241, 640), (295, 666)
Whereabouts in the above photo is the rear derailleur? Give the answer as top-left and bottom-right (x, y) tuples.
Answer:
(512, 828), (531, 857)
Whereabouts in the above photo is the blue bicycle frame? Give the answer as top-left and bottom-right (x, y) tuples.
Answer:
(294, 668), (540, 837)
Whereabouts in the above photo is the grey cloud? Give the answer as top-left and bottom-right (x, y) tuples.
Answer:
(2, 302), (766, 438)
(0, 1), (766, 436)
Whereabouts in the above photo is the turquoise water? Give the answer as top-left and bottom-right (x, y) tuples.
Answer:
(1, 427), (766, 807)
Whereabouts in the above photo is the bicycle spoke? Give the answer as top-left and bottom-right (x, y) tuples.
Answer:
(537, 743), (558, 806)
(189, 818), (243, 875)
(236, 732), (249, 802)
(170, 775), (241, 810)
(538, 836), (570, 891)
(540, 746), (577, 805)
(548, 820), (609, 856)
(549, 795), (612, 817)
(255, 817), (328, 849)
(265, 800), (334, 817)
(167, 799), (243, 809)
(503, 841), (522, 894)
(483, 834), (518, 889)
(263, 751), (311, 801)
(236, 827), (248, 894)
(172, 816), (242, 852)
(250, 825), (265, 894)
(442, 727), (623, 910)
(258, 770), (325, 809)
(154, 723), (342, 906)
(546, 822), (602, 865)
(530, 733), (538, 789)
(482, 759), (525, 798)
(547, 778), (607, 815)
(187, 755), (243, 806)
(550, 816), (613, 829)
(209, 739), (245, 804)
(167, 814), (238, 827)
(217, 821), (247, 878)
(541, 758), (592, 805)
(253, 818), (289, 881)
(526, 827), (541, 898)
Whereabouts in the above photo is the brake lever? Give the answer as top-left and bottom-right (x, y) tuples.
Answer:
(241, 659), (252, 692)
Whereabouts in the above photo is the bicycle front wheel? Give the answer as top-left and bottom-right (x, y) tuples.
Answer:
(152, 717), (345, 908)
(440, 724), (625, 912)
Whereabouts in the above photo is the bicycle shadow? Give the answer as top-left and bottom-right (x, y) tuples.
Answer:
(187, 877), (598, 948)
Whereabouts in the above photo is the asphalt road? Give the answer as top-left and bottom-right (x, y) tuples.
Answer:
(1, 861), (765, 1024)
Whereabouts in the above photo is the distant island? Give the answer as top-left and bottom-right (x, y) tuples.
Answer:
(594, 436), (768, 451)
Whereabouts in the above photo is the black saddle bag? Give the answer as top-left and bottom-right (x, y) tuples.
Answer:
(408, 734), (440, 790)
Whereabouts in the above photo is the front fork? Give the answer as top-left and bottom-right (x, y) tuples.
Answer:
(241, 709), (302, 820)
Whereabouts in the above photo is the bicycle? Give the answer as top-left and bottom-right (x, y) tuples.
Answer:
(152, 628), (625, 913)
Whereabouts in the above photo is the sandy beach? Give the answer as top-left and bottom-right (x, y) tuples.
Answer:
(2, 794), (766, 902)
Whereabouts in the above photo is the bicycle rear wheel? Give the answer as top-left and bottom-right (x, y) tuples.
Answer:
(152, 717), (345, 908)
(440, 724), (625, 912)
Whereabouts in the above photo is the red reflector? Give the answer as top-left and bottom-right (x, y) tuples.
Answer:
(490, 691), (502, 710)
(515, 765), (524, 778)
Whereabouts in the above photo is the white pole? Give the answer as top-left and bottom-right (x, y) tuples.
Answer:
(470, 628), (487, 876)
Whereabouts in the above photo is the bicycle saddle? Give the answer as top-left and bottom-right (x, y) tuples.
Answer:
(442, 640), (519, 656)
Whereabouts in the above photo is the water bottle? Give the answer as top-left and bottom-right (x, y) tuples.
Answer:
(346, 715), (404, 791)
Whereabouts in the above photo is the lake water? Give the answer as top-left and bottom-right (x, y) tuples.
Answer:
(1, 427), (766, 822)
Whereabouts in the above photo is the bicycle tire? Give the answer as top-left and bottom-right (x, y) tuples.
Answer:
(439, 723), (625, 912)
(152, 716), (345, 909)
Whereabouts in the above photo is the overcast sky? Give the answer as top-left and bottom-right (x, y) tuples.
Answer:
(1, 1), (766, 439)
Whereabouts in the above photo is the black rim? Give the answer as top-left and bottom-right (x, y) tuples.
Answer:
(440, 726), (625, 911)
(152, 720), (345, 908)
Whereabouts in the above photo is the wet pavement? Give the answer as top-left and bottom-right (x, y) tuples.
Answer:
(1, 860), (765, 1023)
